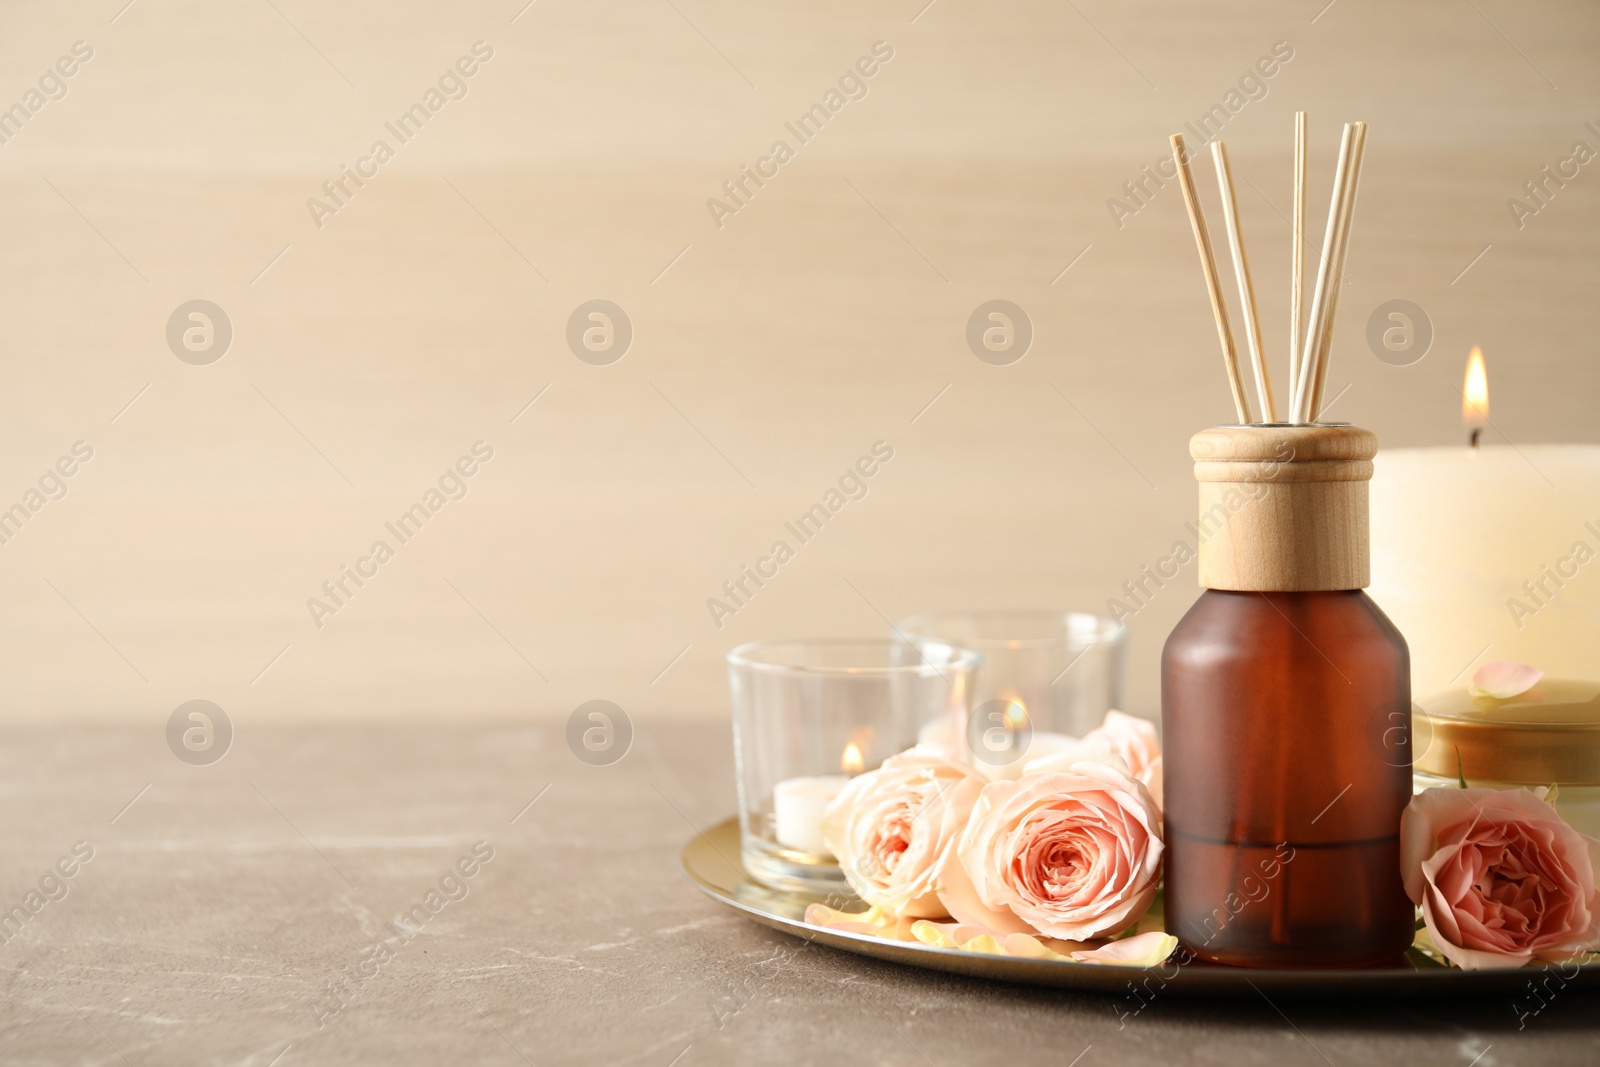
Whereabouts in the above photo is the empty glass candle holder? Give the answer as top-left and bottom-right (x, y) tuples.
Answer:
(896, 610), (1128, 773)
(727, 638), (982, 894)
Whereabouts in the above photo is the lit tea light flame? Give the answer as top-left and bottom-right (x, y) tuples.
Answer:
(840, 741), (864, 775)
(1003, 698), (1028, 728)
(1463, 346), (1488, 448)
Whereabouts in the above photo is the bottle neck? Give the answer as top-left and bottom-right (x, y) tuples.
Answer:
(1191, 425), (1376, 593)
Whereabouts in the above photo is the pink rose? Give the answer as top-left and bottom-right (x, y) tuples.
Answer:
(937, 759), (1164, 940)
(1401, 787), (1600, 969)
(820, 747), (987, 918)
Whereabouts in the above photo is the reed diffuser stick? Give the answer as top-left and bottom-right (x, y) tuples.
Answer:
(1211, 140), (1277, 423)
(1170, 134), (1253, 425)
(1291, 122), (1356, 423)
(1289, 111), (1306, 408)
(1306, 121), (1366, 422)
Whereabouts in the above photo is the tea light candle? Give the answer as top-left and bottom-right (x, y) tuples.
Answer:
(772, 776), (847, 854)
(1369, 350), (1600, 696)
(772, 741), (864, 855)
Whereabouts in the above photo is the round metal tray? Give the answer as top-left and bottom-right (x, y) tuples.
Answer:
(682, 817), (1600, 998)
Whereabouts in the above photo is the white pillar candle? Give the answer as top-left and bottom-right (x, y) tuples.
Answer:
(773, 775), (848, 855)
(1370, 445), (1600, 697)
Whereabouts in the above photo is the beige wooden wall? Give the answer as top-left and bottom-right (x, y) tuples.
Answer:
(0, 0), (1596, 725)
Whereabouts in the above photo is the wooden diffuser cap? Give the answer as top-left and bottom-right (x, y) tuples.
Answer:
(1189, 424), (1377, 592)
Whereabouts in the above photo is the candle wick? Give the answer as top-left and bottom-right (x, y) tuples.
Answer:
(1469, 428), (1480, 450)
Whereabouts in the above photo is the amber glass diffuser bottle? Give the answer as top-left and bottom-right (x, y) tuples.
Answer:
(1162, 424), (1414, 968)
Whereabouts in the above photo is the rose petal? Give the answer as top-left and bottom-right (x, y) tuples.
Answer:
(911, 921), (1086, 960)
(804, 902), (887, 927)
(805, 903), (919, 940)
(960, 933), (1007, 955)
(909, 919), (1008, 946)
(915, 720), (964, 760)
(1027, 716), (1164, 816)
(1469, 660), (1544, 700)
(910, 919), (955, 946)
(1083, 711), (1162, 779)
(1000, 932), (1065, 959)
(1142, 755), (1164, 812)
(1069, 932), (1179, 967)
(1023, 738), (1127, 778)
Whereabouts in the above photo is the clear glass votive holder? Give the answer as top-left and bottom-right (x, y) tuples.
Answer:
(895, 610), (1128, 771)
(727, 638), (982, 894)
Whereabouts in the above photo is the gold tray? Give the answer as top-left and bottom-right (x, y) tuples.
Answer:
(682, 817), (1600, 998)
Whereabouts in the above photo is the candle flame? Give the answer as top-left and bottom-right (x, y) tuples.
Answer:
(1001, 695), (1028, 729)
(1463, 347), (1488, 431)
(841, 741), (864, 775)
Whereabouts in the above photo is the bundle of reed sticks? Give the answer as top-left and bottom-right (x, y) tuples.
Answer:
(1171, 115), (1367, 425)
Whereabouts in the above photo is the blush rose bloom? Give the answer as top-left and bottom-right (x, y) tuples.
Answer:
(820, 747), (987, 918)
(936, 759), (1164, 940)
(1401, 787), (1600, 969)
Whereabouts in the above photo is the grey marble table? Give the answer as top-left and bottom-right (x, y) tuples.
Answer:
(1, 720), (1594, 1066)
